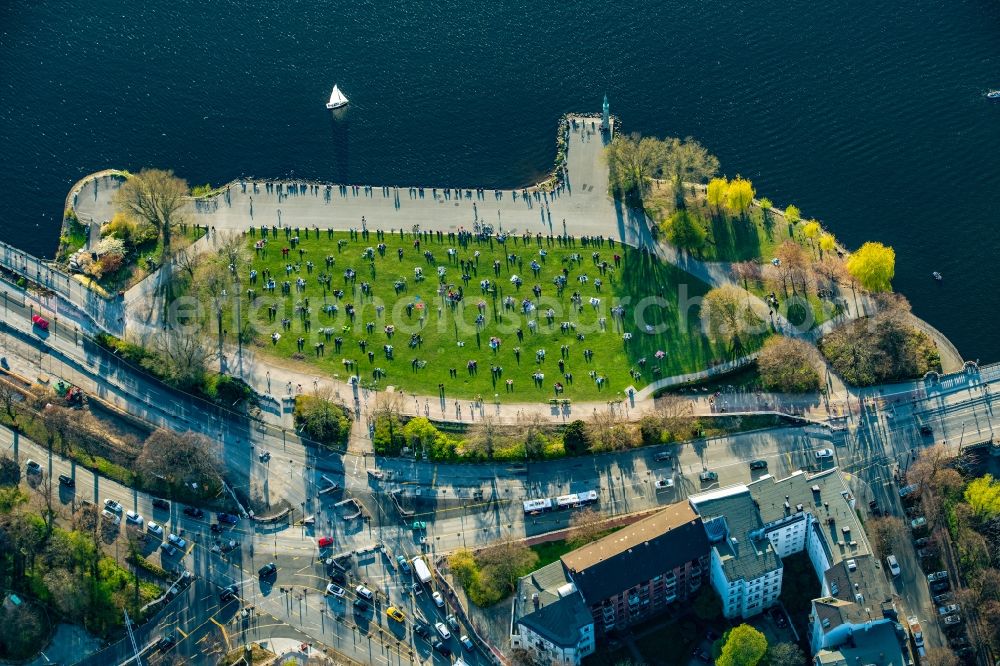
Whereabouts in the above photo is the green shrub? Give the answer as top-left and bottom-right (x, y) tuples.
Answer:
(293, 395), (351, 447)
(373, 412), (406, 454)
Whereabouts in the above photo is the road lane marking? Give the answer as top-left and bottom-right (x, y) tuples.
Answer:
(210, 616), (231, 650)
(176, 628), (188, 639)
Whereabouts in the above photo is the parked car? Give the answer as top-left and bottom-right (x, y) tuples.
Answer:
(317, 536), (334, 548)
(386, 606), (406, 623)
(930, 580), (951, 593)
(938, 604), (961, 616)
(101, 509), (121, 525)
(899, 484), (920, 498)
(219, 583), (239, 602)
(147, 521), (164, 537)
(182, 506), (204, 518)
(653, 451), (673, 462)
(414, 623), (431, 639)
(325, 583), (346, 597)
(917, 547), (938, 558)
(329, 570), (347, 585)
(913, 537), (931, 548)
(432, 640), (451, 657)
(25, 459), (42, 475)
(104, 498), (122, 513)
(749, 459), (768, 470)
(911, 516), (927, 530)
(868, 500), (880, 516)
(125, 511), (143, 525)
(932, 593), (952, 605)
(655, 478), (675, 490)
(920, 425), (933, 436)
(155, 634), (176, 651)
(152, 498), (170, 510)
(167, 533), (187, 550)
(258, 562), (277, 579)
(943, 614), (962, 626)
(58, 474), (74, 487)
(886, 555), (901, 577)
(927, 570), (949, 583)
(159, 542), (178, 557)
(217, 512), (238, 525)
(353, 598), (369, 613)
(460, 634), (474, 650)
(396, 555), (412, 574)
(355, 584), (374, 600)
(699, 470), (718, 482)
(951, 637), (971, 648)
(432, 591), (445, 608)
(435, 621), (452, 640)
(447, 614), (460, 632)
(815, 448), (834, 459)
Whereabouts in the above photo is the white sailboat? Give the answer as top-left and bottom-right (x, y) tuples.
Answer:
(326, 85), (349, 110)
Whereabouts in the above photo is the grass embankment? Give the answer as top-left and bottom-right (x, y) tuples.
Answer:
(647, 181), (840, 327)
(225, 229), (748, 400)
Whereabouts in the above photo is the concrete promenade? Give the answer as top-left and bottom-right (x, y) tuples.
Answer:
(71, 116), (655, 249)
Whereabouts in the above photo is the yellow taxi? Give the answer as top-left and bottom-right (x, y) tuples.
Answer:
(386, 606), (406, 623)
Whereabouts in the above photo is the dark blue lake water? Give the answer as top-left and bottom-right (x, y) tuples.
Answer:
(2, 0), (999, 360)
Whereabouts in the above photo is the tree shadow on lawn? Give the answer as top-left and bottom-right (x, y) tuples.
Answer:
(708, 213), (764, 263)
(613, 248), (731, 377)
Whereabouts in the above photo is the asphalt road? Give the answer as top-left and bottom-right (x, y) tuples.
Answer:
(4, 268), (1000, 662)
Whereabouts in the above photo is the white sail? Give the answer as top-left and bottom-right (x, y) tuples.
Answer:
(326, 85), (349, 109)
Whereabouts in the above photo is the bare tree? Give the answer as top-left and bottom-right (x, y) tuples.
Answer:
(114, 169), (188, 262)
(0, 380), (19, 426)
(475, 541), (538, 594)
(774, 240), (812, 296)
(515, 412), (551, 459)
(922, 647), (960, 666)
(730, 261), (762, 290)
(136, 429), (222, 496)
(567, 507), (605, 548)
(652, 394), (695, 438)
(0, 454), (20, 485)
(466, 414), (506, 459)
(41, 405), (75, 456)
(156, 327), (214, 391)
(587, 410), (636, 451)
(173, 245), (202, 282)
(865, 516), (907, 559)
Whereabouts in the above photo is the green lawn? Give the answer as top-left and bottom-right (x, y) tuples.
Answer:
(228, 229), (749, 400)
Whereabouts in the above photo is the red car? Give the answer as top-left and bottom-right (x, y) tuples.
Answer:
(317, 536), (334, 548)
(31, 314), (49, 331)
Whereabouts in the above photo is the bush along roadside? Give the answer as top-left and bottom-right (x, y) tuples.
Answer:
(372, 410), (796, 463)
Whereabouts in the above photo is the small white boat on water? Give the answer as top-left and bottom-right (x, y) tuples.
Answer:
(987, 90), (1000, 100)
(932, 271), (943, 281)
(326, 85), (349, 110)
